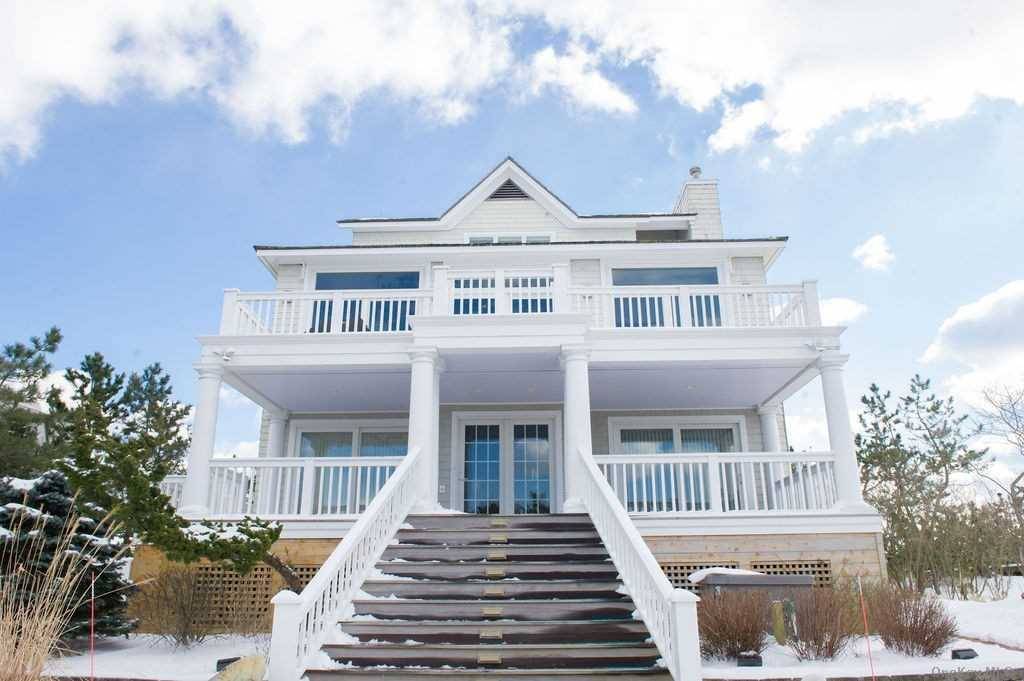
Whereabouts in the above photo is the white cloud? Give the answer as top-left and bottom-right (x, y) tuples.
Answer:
(852, 234), (895, 271)
(219, 384), (251, 408)
(921, 280), (1024, 407)
(820, 297), (869, 326)
(214, 440), (259, 459)
(3, 2), (1024, 162)
(526, 44), (636, 115)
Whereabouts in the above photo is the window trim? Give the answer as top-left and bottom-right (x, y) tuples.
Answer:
(463, 233), (555, 245)
(606, 415), (748, 454)
(288, 418), (409, 458)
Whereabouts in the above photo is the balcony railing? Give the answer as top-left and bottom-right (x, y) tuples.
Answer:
(188, 456), (405, 517)
(593, 451), (838, 513)
(219, 273), (821, 336)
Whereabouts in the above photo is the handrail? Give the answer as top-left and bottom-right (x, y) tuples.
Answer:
(266, 445), (425, 681)
(209, 456), (406, 467)
(593, 451), (835, 464)
(576, 447), (702, 681)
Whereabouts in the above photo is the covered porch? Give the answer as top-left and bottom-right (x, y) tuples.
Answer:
(168, 341), (870, 535)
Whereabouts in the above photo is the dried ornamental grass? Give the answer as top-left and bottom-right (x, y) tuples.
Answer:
(0, 503), (125, 681)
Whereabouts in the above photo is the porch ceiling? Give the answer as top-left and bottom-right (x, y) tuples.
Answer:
(227, 352), (814, 414)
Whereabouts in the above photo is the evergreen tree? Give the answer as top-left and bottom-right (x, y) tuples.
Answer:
(48, 353), (295, 588)
(0, 470), (134, 638)
(0, 327), (62, 477)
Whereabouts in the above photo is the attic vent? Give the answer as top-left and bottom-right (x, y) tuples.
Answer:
(487, 179), (529, 201)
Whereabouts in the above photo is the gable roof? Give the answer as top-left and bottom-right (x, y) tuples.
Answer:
(338, 157), (694, 233)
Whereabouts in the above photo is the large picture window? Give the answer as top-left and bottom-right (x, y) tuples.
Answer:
(315, 271), (420, 290)
(611, 267), (718, 286)
(293, 421), (408, 458)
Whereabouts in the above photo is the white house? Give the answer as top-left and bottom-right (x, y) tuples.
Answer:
(157, 159), (883, 680)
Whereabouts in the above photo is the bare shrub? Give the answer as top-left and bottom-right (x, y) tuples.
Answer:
(697, 590), (771, 660)
(866, 586), (957, 656)
(132, 566), (218, 647)
(789, 586), (859, 660)
(1, 504), (121, 681)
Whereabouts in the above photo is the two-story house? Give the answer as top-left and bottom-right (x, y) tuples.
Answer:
(154, 159), (883, 681)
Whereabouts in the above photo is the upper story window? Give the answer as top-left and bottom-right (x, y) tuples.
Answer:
(636, 229), (689, 242)
(466, 235), (552, 245)
(315, 271), (421, 290)
(611, 267), (718, 286)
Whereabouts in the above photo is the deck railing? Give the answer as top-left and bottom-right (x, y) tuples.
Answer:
(576, 448), (702, 681)
(571, 283), (819, 329)
(202, 456), (404, 517)
(594, 451), (838, 514)
(159, 475), (185, 508)
(219, 278), (821, 336)
(267, 446), (425, 681)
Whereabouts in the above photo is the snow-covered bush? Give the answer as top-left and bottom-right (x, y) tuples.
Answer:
(866, 586), (958, 656)
(789, 586), (859, 660)
(697, 589), (771, 660)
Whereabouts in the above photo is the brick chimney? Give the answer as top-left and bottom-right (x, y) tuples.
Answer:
(673, 166), (723, 239)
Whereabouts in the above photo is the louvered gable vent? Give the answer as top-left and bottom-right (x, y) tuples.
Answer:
(487, 179), (530, 201)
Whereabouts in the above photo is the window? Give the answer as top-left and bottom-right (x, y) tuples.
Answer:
(315, 271), (420, 290)
(496, 236), (522, 244)
(468, 236), (494, 245)
(359, 431), (408, 457)
(680, 428), (736, 453)
(465, 235), (552, 245)
(611, 267), (718, 286)
(299, 432), (353, 458)
(524, 235), (552, 244)
(619, 428), (675, 454)
(636, 229), (688, 242)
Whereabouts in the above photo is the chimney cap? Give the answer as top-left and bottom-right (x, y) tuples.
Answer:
(689, 166), (702, 179)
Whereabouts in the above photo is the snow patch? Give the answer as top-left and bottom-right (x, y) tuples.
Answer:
(687, 567), (765, 584)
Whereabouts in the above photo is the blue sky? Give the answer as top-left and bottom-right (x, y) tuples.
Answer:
(2, 3), (1023, 474)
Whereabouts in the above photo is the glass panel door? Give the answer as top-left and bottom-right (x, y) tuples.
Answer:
(513, 424), (551, 514)
(463, 424), (501, 514)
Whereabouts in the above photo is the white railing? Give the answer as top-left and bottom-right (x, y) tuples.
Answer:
(571, 282), (820, 330)
(222, 289), (431, 335)
(219, 280), (821, 336)
(205, 457), (404, 517)
(267, 446), (425, 681)
(445, 268), (559, 316)
(159, 475), (185, 508)
(576, 448), (702, 681)
(594, 451), (838, 513)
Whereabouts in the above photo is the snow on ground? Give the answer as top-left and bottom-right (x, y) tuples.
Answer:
(703, 636), (1024, 679)
(942, 576), (1024, 649)
(46, 635), (267, 681)
(688, 567), (765, 584)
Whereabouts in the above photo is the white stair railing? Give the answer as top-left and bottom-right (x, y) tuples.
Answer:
(266, 446), (425, 681)
(576, 448), (702, 681)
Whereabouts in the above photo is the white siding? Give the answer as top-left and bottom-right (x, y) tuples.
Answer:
(729, 256), (767, 285)
(275, 264), (305, 291)
(674, 180), (723, 240)
(570, 259), (602, 286)
(351, 199), (636, 246)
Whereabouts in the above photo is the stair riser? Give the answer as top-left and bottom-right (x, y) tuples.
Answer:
(339, 621), (652, 645)
(375, 562), (619, 582)
(382, 546), (609, 562)
(323, 648), (659, 670)
(361, 581), (623, 600)
(405, 515), (595, 531)
(307, 670), (671, 681)
(353, 600), (635, 622)
(396, 530), (601, 545)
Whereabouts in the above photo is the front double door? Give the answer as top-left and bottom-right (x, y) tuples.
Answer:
(458, 416), (557, 515)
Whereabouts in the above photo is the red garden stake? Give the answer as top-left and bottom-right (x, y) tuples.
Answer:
(858, 576), (877, 681)
(90, 574), (96, 681)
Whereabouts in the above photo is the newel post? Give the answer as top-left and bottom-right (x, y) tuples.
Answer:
(430, 265), (450, 316)
(220, 288), (240, 334)
(670, 589), (703, 681)
(267, 590), (304, 681)
(802, 280), (822, 326)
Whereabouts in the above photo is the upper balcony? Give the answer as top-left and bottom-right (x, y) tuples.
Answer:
(219, 266), (822, 337)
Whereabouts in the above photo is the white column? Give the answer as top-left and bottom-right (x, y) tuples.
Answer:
(561, 346), (593, 512)
(818, 353), (868, 509)
(266, 408), (289, 458)
(408, 347), (440, 509)
(180, 364), (224, 516)
(758, 403), (782, 452)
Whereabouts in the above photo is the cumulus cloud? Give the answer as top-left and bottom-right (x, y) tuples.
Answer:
(921, 280), (1024, 406)
(820, 297), (869, 326)
(526, 44), (636, 115)
(3, 2), (1024, 162)
(852, 234), (895, 271)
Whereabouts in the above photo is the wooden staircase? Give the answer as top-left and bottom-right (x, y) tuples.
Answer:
(304, 513), (672, 680)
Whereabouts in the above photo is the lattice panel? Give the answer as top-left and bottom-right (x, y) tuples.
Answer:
(186, 564), (320, 632)
(660, 561), (740, 592)
(749, 559), (832, 587)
